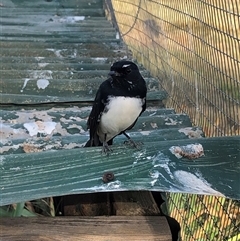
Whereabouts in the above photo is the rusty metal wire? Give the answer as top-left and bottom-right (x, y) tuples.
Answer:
(105, 0), (240, 239)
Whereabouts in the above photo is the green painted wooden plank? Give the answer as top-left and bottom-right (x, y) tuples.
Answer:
(8, 0), (103, 8)
(0, 91), (165, 104)
(1, 111), (189, 144)
(1, 127), (204, 155)
(0, 32), (116, 39)
(0, 17), (112, 27)
(0, 77), (158, 95)
(0, 63), (112, 71)
(1, 137), (239, 205)
(0, 27), (116, 35)
(1, 69), (151, 80)
(0, 36), (119, 44)
(6, 0), (103, 8)
(0, 45), (124, 57)
(0, 61), (154, 73)
(1, 8), (105, 17)
(0, 36), (120, 43)
(0, 57), (112, 64)
(0, 107), (175, 120)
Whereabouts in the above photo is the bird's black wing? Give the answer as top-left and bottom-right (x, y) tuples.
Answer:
(85, 87), (104, 147)
(85, 79), (116, 147)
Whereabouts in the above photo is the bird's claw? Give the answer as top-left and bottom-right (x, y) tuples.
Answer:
(124, 139), (143, 149)
(102, 142), (112, 155)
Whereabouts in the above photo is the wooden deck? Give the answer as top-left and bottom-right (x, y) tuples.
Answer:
(0, 0), (239, 240)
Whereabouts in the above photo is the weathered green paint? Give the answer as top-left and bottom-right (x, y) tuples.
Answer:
(3, 0), (103, 8)
(1, 8), (105, 17)
(1, 137), (239, 206)
(0, 91), (165, 104)
(0, 107), (176, 125)
(1, 127), (204, 155)
(1, 78), (158, 94)
(1, 104), (193, 155)
(1, 0), (239, 207)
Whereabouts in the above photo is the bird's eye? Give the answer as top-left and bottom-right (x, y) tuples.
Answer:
(126, 67), (132, 73)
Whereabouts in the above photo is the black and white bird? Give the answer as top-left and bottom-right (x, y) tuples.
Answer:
(85, 60), (147, 153)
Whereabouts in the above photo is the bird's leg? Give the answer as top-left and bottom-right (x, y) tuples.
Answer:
(123, 132), (142, 149)
(102, 134), (112, 154)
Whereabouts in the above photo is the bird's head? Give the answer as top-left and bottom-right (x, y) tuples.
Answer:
(108, 61), (140, 81)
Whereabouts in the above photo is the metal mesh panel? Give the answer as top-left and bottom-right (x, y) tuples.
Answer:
(105, 1), (240, 240)
(166, 193), (240, 240)
(106, 0), (240, 137)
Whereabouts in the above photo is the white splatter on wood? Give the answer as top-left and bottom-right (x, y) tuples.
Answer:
(152, 152), (174, 179)
(174, 170), (224, 196)
(37, 79), (50, 89)
(20, 78), (30, 92)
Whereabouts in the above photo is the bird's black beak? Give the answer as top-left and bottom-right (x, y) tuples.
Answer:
(108, 71), (120, 77)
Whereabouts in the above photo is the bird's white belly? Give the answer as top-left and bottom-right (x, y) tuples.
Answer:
(98, 96), (143, 142)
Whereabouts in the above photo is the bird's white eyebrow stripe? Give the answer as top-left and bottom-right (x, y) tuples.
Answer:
(122, 64), (130, 68)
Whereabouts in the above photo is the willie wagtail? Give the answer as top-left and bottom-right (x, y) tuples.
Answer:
(85, 60), (147, 153)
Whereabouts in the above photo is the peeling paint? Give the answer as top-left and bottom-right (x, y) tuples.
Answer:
(169, 143), (204, 160)
(165, 117), (182, 125)
(23, 121), (57, 136)
(63, 142), (85, 149)
(38, 63), (49, 68)
(35, 57), (45, 61)
(46, 49), (67, 58)
(28, 70), (53, 79)
(0, 144), (20, 154)
(91, 57), (108, 62)
(178, 127), (203, 139)
(150, 122), (158, 129)
(59, 16), (85, 23)
(140, 131), (152, 136)
(0, 123), (26, 144)
(0, 106), (91, 153)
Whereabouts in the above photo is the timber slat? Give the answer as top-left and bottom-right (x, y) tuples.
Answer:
(0, 91), (165, 104)
(1, 127), (204, 155)
(0, 216), (172, 241)
(1, 137), (239, 206)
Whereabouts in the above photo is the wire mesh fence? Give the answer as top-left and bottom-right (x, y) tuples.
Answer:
(166, 193), (240, 240)
(105, 0), (240, 137)
(105, 0), (240, 240)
